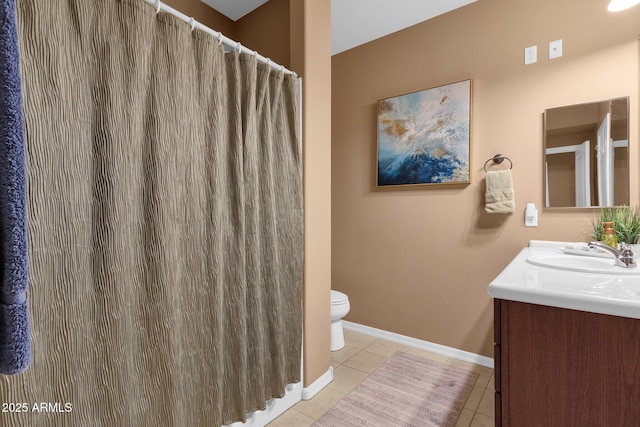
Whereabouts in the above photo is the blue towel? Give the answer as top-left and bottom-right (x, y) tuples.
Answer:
(0, 0), (31, 374)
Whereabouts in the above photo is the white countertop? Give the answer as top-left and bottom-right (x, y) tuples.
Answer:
(487, 241), (640, 319)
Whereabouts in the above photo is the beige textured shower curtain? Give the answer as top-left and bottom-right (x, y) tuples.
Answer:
(0, 0), (303, 425)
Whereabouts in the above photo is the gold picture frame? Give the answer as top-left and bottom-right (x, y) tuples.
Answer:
(377, 79), (472, 186)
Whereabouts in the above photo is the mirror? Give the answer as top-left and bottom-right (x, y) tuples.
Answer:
(544, 97), (629, 208)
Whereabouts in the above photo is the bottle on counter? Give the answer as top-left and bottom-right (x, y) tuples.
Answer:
(601, 222), (618, 249)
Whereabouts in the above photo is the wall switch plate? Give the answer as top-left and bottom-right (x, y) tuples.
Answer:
(549, 39), (562, 59)
(524, 46), (537, 65)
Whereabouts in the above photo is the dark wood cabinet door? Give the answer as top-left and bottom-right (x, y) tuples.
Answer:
(497, 300), (640, 427)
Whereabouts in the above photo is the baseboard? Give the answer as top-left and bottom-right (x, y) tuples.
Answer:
(342, 321), (494, 369)
(301, 366), (333, 401)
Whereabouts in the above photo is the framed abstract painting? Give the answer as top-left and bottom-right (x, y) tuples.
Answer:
(377, 80), (472, 187)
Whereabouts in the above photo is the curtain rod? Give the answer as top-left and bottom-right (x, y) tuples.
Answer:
(143, 0), (295, 76)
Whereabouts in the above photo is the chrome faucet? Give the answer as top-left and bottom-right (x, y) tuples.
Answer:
(588, 242), (637, 268)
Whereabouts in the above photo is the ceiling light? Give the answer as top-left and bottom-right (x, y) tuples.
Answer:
(608, 0), (640, 11)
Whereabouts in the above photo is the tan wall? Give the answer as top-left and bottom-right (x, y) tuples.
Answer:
(290, 0), (333, 388)
(163, 0), (290, 69)
(236, 0), (290, 68)
(332, 0), (640, 357)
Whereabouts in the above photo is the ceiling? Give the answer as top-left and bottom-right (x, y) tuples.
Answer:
(200, 0), (478, 55)
(200, 0), (270, 21)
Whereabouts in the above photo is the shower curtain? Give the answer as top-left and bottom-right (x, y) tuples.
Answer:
(0, 0), (303, 425)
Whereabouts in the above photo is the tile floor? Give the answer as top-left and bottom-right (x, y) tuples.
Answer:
(267, 329), (495, 427)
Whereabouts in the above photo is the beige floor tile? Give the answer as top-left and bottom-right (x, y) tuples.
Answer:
(454, 408), (475, 427)
(327, 364), (369, 393)
(330, 345), (361, 365)
(294, 386), (345, 420)
(266, 409), (315, 427)
(406, 347), (449, 364)
(474, 369), (493, 389)
(469, 412), (495, 427)
(342, 329), (376, 349)
(341, 350), (388, 373)
(363, 338), (410, 357)
(463, 382), (485, 411)
(487, 372), (495, 391)
(476, 387), (495, 418)
(446, 358), (492, 374)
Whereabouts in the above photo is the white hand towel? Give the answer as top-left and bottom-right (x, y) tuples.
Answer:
(485, 169), (515, 213)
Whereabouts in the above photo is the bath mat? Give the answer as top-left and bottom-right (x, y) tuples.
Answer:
(312, 351), (478, 427)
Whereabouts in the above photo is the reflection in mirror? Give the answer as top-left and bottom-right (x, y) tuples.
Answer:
(544, 97), (629, 208)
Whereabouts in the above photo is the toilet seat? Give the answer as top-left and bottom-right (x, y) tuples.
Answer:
(331, 290), (349, 305)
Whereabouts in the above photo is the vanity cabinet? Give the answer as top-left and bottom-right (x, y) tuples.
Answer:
(494, 299), (640, 427)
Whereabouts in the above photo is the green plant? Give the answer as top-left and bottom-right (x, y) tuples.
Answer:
(591, 206), (640, 244)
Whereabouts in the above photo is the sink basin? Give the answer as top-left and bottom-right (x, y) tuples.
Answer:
(488, 242), (640, 320)
(526, 254), (640, 275)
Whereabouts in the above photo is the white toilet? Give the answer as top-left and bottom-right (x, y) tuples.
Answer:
(330, 290), (350, 351)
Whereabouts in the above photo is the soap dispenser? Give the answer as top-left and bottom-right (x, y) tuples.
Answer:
(602, 222), (618, 249)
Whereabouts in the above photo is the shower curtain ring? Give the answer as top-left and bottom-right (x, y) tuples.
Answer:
(155, 0), (161, 14)
(189, 17), (196, 31)
(216, 32), (223, 45)
(235, 42), (242, 52)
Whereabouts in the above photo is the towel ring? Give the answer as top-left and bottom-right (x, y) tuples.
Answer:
(483, 154), (512, 172)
